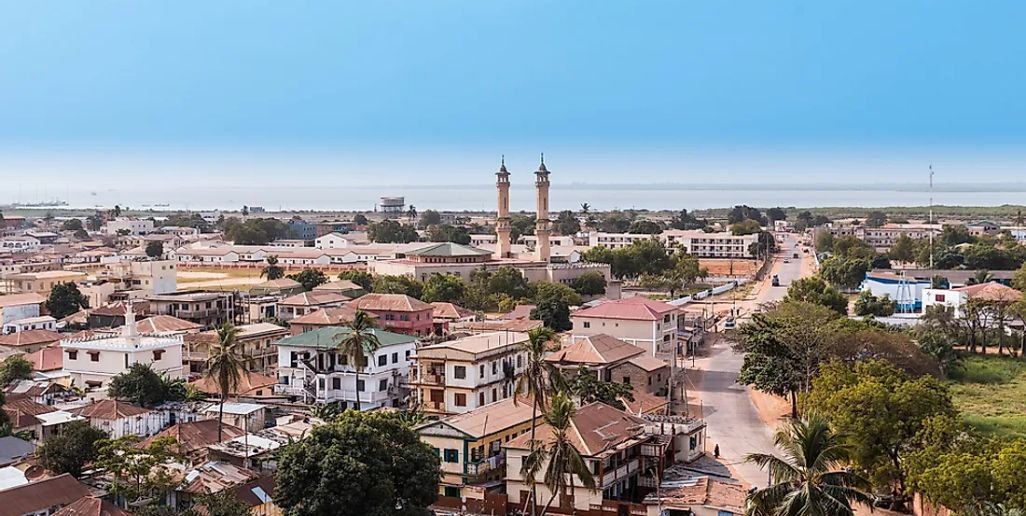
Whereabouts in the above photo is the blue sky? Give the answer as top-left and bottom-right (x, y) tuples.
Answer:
(2, 0), (1026, 187)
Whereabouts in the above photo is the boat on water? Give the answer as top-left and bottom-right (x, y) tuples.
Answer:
(7, 200), (69, 208)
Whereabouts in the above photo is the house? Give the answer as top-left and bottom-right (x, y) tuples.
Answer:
(0, 236), (41, 252)
(202, 403), (269, 433)
(248, 278), (304, 298)
(312, 279), (366, 298)
(430, 302), (476, 336)
(288, 306), (370, 336)
(1, 316), (56, 335)
(24, 347), (64, 376)
(0, 329), (61, 354)
(274, 326), (418, 409)
(133, 314), (203, 334)
(922, 282), (1023, 318)
(86, 300), (149, 328)
(207, 432), (286, 473)
(0, 474), (92, 516)
(61, 308), (184, 389)
(642, 465), (746, 516)
(190, 371), (279, 399)
(0, 437), (35, 468)
(229, 476), (280, 516)
(146, 291), (239, 328)
(184, 322), (288, 375)
(504, 403), (654, 513)
(4, 380), (69, 405)
(314, 232), (354, 249)
(3, 397), (83, 443)
(5, 270), (87, 294)
(416, 397), (539, 500)
(409, 332), (529, 416)
(348, 293), (434, 336)
(53, 497), (131, 516)
(861, 272), (931, 312)
(546, 334), (670, 395)
(71, 399), (164, 438)
(571, 297), (680, 356)
(178, 460), (260, 507)
(0, 293), (46, 325)
(102, 217), (154, 235)
(276, 292), (349, 322)
(140, 420), (246, 465)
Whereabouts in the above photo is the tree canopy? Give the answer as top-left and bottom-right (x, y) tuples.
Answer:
(784, 276), (849, 315)
(46, 282), (90, 319)
(37, 420), (108, 477)
(368, 220), (420, 243)
(288, 268), (328, 291)
(223, 217), (289, 244)
(108, 363), (187, 407)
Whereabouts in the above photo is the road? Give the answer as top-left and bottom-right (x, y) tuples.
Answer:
(689, 233), (814, 488)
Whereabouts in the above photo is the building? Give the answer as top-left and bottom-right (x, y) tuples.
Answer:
(87, 300), (149, 329)
(53, 497), (131, 516)
(416, 397), (538, 499)
(184, 322), (289, 375)
(571, 297), (680, 356)
(860, 272), (932, 312)
(248, 278), (304, 298)
(642, 466), (746, 516)
(71, 399), (164, 438)
(347, 293), (435, 336)
(133, 314), (203, 334)
(146, 291), (240, 328)
(95, 259), (178, 295)
(0, 293), (45, 325)
(586, 230), (758, 259)
(312, 279), (366, 298)
(430, 302), (476, 335)
(546, 334), (669, 395)
(60, 308), (184, 389)
(378, 196), (405, 215)
(288, 306), (369, 335)
(276, 291), (350, 322)
(0, 474), (92, 516)
(142, 420), (246, 465)
(5, 270), (87, 294)
(3, 398), (83, 443)
(274, 326), (418, 409)
(409, 332), (528, 416)
(2, 315), (56, 334)
(922, 282), (1023, 318)
(101, 217), (155, 235)
(0, 329), (61, 354)
(203, 403), (269, 433)
(287, 218), (318, 242)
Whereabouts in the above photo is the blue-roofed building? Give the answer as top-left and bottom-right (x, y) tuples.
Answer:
(861, 272), (931, 313)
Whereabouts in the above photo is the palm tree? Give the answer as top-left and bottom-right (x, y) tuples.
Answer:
(967, 269), (993, 285)
(745, 417), (872, 516)
(261, 255), (284, 280)
(205, 324), (246, 441)
(335, 310), (382, 411)
(515, 327), (564, 516)
(579, 203), (590, 216)
(407, 205), (418, 223)
(522, 392), (595, 515)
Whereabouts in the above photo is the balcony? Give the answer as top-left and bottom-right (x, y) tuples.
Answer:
(600, 459), (639, 488)
(422, 400), (445, 412)
(172, 308), (222, 318)
(467, 454), (504, 477)
(414, 371), (445, 385)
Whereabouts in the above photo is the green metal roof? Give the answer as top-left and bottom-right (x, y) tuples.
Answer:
(405, 242), (492, 257)
(275, 326), (417, 349)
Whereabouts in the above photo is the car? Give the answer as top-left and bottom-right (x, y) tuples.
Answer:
(783, 259), (790, 263)
(771, 275), (780, 286)
(723, 318), (736, 330)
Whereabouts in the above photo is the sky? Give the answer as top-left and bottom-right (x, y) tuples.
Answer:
(2, 0), (1026, 190)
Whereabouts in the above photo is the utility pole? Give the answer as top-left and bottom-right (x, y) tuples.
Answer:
(929, 165), (935, 269)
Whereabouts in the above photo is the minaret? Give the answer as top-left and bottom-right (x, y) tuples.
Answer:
(494, 156), (512, 260)
(534, 154), (552, 262)
(121, 300), (141, 347)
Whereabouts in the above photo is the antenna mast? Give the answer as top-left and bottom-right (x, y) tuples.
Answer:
(929, 165), (934, 269)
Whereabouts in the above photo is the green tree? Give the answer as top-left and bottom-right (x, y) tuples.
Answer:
(530, 299), (572, 331)
(275, 410), (440, 516)
(890, 234), (916, 263)
(372, 275), (424, 298)
(418, 209), (442, 228)
(353, 213), (369, 226)
(335, 310), (381, 411)
(766, 207), (787, 223)
(367, 219), (420, 243)
(531, 281), (582, 307)
(195, 490), (251, 516)
(941, 224), (975, 246)
(795, 211), (815, 231)
(144, 240), (164, 258)
(832, 235), (876, 260)
(510, 214), (537, 242)
(515, 327), (564, 516)
(728, 205), (767, 225)
(865, 211), (888, 228)
(108, 363), (186, 407)
(598, 212), (632, 233)
(565, 367), (633, 410)
(522, 392), (596, 514)
(96, 435), (182, 508)
(853, 290), (896, 317)
(627, 219), (662, 234)
(486, 266), (531, 300)
(46, 282), (90, 319)
(288, 268), (328, 291)
(814, 229), (834, 254)
(745, 417), (872, 516)
(425, 224), (471, 245)
(785, 276), (848, 315)
(206, 324), (246, 441)
(338, 270), (373, 291)
(0, 356), (33, 386)
(730, 218), (762, 236)
(803, 359), (956, 508)
(224, 218), (289, 245)
(568, 272), (606, 297)
(61, 218), (84, 231)
(37, 420), (108, 476)
(669, 209), (705, 230)
(910, 327), (957, 375)
(421, 273), (466, 304)
(261, 255), (284, 280)
(554, 210), (581, 236)
(819, 257), (870, 290)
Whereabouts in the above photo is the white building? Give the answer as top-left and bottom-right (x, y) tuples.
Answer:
(0, 236), (41, 251)
(60, 307), (184, 389)
(0, 293), (45, 325)
(274, 327), (418, 409)
(2, 316), (56, 335)
(922, 282), (1023, 318)
(95, 259), (178, 295)
(571, 297), (680, 356)
(102, 217), (155, 236)
(860, 272), (931, 312)
(314, 232), (353, 249)
(586, 230), (758, 259)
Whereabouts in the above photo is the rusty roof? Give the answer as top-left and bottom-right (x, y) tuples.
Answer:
(52, 496), (130, 516)
(505, 402), (647, 456)
(290, 306), (370, 326)
(141, 420), (245, 455)
(430, 302), (475, 320)
(189, 371), (278, 397)
(0, 330), (61, 348)
(349, 293), (432, 312)
(134, 314), (202, 333)
(0, 474), (91, 515)
(71, 399), (150, 420)
(546, 334), (644, 366)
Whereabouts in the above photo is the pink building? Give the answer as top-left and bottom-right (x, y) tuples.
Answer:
(348, 293), (434, 337)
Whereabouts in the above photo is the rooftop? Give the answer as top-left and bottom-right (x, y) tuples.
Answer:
(290, 306), (370, 326)
(134, 314), (202, 333)
(278, 291), (350, 307)
(430, 302), (475, 320)
(0, 474), (91, 515)
(505, 402), (647, 456)
(275, 326), (417, 350)
(0, 329), (61, 348)
(417, 397), (535, 439)
(53, 496), (131, 516)
(202, 402), (266, 415)
(141, 420), (246, 455)
(0, 293), (46, 308)
(953, 281), (1023, 302)
(572, 296), (678, 322)
(546, 334), (644, 366)
(71, 399), (150, 420)
(190, 371), (277, 397)
(418, 331), (528, 356)
(405, 242), (493, 258)
(349, 293), (433, 312)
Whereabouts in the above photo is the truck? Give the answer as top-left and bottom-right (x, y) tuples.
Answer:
(771, 275), (780, 287)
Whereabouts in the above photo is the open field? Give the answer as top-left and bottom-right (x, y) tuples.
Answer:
(949, 354), (1026, 437)
(176, 269), (264, 291)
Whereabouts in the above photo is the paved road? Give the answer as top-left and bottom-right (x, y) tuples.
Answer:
(690, 233), (814, 488)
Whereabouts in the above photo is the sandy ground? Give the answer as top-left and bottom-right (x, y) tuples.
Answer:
(176, 270), (263, 289)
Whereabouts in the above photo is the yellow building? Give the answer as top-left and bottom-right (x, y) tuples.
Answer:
(6, 270), (88, 294)
(415, 396), (538, 500)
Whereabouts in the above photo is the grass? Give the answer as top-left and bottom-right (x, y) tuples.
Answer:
(949, 354), (1026, 438)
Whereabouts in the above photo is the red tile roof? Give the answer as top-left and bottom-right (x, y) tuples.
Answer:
(349, 293), (432, 312)
(572, 296), (677, 321)
(189, 371), (278, 397)
(290, 306), (370, 326)
(52, 496), (131, 516)
(545, 334), (644, 366)
(25, 346), (63, 372)
(953, 282), (1022, 302)
(430, 302), (475, 320)
(134, 315), (202, 333)
(0, 330), (61, 348)
(505, 402), (647, 456)
(278, 291), (350, 307)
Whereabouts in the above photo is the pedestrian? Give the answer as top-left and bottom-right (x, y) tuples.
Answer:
(714, 444), (720, 458)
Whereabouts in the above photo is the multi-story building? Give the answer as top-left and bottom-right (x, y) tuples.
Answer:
(586, 230), (758, 259)
(546, 334), (669, 395)
(95, 259), (178, 295)
(60, 309), (184, 389)
(184, 322), (289, 375)
(0, 293), (45, 325)
(347, 293), (435, 337)
(571, 297), (679, 356)
(101, 217), (155, 235)
(274, 326), (418, 409)
(276, 291), (350, 321)
(5, 270), (87, 294)
(415, 397), (538, 499)
(409, 331), (528, 416)
(145, 291), (240, 329)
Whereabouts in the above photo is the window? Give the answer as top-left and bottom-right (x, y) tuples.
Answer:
(479, 365), (485, 378)
(935, 294), (946, 302)
(583, 321), (590, 328)
(89, 351), (100, 362)
(378, 355), (387, 367)
(622, 376), (631, 384)
(455, 393), (467, 406)
(517, 355), (523, 368)
(357, 380), (365, 391)
(332, 378), (341, 390)
(379, 379), (388, 391)
(405, 350), (411, 359)
(444, 486), (460, 498)
(385, 313), (395, 321)
(443, 449), (459, 463)
(479, 393), (485, 406)
(67, 350), (78, 360)
(492, 361), (497, 375)
(392, 352), (398, 364)
(454, 366), (466, 379)
(152, 350), (164, 361)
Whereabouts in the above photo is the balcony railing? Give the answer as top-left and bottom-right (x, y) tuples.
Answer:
(423, 400), (445, 412)
(466, 454), (504, 477)
(600, 459), (639, 488)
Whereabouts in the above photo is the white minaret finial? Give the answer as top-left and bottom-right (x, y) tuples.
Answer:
(122, 300), (140, 345)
